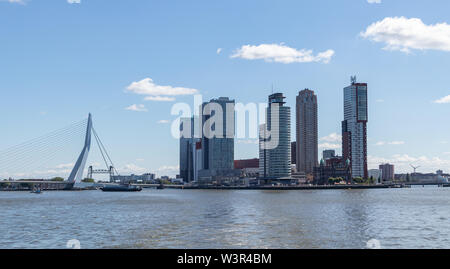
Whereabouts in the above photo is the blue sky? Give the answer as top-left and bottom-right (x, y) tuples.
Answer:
(1, 0), (450, 178)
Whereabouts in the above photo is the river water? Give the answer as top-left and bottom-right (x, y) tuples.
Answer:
(0, 187), (449, 249)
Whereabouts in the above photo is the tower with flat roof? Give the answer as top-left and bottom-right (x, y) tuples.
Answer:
(342, 77), (368, 179)
(296, 89), (318, 175)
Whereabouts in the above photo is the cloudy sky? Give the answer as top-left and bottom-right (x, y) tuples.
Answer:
(1, 0), (450, 178)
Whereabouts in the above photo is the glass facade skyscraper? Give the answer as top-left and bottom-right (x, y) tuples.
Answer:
(179, 117), (195, 182)
(200, 97), (235, 173)
(342, 79), (368, 179)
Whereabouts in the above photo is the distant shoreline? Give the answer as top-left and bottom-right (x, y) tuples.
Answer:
(1, 183), (449, 192)
(179, 184), (403, 191)
(145, 182), (449, 190)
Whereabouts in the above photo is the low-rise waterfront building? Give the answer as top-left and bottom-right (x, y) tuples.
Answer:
(395, 172), (449, 183)
(313, 158), (351, 185)
(234, 158), (259, 178)
(197, 169), (241, 186)
(291, 171), (308, 184)
(368, 169), (382, 184)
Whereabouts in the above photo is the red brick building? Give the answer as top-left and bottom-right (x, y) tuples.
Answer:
(234, 158), (259, 169)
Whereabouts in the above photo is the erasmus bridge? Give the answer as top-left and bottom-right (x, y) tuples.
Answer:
(0, 113), (117, 190)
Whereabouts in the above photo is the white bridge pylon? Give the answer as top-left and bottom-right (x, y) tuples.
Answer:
(68, 113), (92, 183)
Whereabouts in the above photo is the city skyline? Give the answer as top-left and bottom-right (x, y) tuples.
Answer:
(1, 0), (450, 177)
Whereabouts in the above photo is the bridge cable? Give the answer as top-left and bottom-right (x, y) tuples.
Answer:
(0, 129), (86, 177)
(92, 126), (119, 176)
(0, 119), (88, 179)
(92, 126), (109, 170)
(0, 126), (86, 170)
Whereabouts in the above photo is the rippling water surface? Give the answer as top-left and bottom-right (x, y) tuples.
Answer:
(0, 187), (449, 249)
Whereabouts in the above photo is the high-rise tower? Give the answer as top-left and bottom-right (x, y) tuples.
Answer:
(179, 117), (197, 182)
(200, 97), (235, 173)
(296, 89), (318, 175)
(259, 93), (291, 179)
(342, 77), (368, 179)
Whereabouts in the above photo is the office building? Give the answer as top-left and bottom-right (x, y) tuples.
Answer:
(296, 89), (318, 175)
(179, 117), (198, 183)
(323, 150), (336, 160)
(379, 163), (394, 181)
(200, 97), (235, 172)
(291, 141), (297, 165)
(259, 124), (269, 178)
(259, 93), (291, 179)
(197, 97), (239, 183)
(342, 77), (368, 179)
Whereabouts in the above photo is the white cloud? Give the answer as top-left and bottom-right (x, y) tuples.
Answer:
(3, 0), (25, 4)
(55, 163), (74, 169)
(367, 0), (381, 3)
(319, 143), (341, 150)
(158, 120), (170, 124)
(216, 48), (222, 54)
(67, 0), (80, 3)
(375, 141), (405, 146)
(156, 165), (179, 177)
(144, 96), (176, 102)
(125, 104), (148, 112)
(389, 141), (405, 145)
(318, 133), (342, 149)
(376, 99), (385, 103)
(434, 95), (450, 104)
(126, 78), (199, 102)
(231, 43), (335, 64)
(320, 133), (341, 143)
(361, 17), (450, 53)
(121, 163), (148, 174)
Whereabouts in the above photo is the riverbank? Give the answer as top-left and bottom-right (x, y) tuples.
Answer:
(4, 183), (447, 192)
(180, 184), (404, 190)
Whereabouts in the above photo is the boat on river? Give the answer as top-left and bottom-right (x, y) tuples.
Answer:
(100, 184), (142, 192)
(30, 188), (42, 194)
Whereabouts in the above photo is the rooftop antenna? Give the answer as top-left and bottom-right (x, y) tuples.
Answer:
(351, 76), (357, 84)
(410, 164), (420, 174)
(271, 83), (274, 94)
